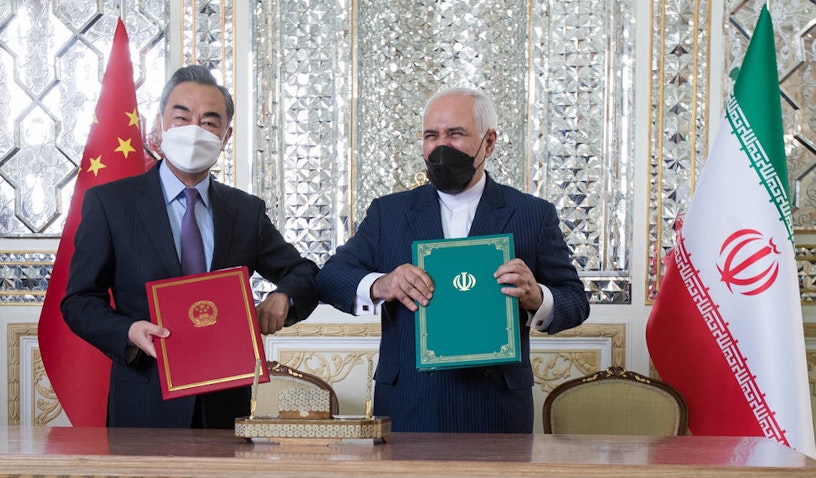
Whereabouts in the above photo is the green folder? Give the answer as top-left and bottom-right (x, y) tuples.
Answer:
(412, 234), (521, 371)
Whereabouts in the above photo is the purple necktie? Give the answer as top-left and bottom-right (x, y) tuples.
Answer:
(181, 188), (206, 275)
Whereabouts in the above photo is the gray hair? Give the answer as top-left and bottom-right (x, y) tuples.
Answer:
(422, 87), (497, 134)
(159, 65), (234, 124)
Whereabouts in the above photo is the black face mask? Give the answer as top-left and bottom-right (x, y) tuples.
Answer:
(424, 137), (487, 194)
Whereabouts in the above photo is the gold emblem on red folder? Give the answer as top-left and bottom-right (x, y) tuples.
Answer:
(189, 300), (218, 327)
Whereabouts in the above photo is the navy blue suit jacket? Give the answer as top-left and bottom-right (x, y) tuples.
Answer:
(61, 163), (319, 428)
(317, 174), (589, 432)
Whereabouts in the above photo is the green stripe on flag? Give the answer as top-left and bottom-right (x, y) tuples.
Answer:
(731, 6), (788, 202)
(726, 95), (794, 245)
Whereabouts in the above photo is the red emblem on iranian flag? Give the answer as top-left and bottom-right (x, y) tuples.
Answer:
(716, 229), (779, 296)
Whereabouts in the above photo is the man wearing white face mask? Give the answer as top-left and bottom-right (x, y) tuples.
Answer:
(61, 65), (319, 429)
(159, 115), (229, 174)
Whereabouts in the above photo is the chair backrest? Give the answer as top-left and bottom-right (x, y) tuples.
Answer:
(254, 360), (339, 418)
(542, 366), (688, 436)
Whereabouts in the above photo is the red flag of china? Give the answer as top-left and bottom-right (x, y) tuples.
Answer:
(37, 18), (149, 427)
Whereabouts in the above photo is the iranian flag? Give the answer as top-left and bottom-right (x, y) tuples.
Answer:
(646, 5), (816, 458)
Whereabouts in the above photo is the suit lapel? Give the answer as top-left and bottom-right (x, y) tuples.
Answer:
(469, 174), (512, 237)
(134, 165), (181, 275)
(407, 185), (444, 241)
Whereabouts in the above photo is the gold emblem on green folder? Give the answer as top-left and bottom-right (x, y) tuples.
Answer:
(452, 272), (476, 291)
(412, 234), (521, 370)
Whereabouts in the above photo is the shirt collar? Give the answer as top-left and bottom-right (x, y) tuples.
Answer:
(436, 173), (486, 211)
(159, 160), (211, 208)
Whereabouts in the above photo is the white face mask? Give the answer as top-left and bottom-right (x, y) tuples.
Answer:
(160, 124), (225, 174)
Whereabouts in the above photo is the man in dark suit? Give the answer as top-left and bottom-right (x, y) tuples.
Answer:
(317, 87), (589, 433)
(61, 65), (319, 429)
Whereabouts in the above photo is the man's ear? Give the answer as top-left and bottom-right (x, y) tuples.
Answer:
(484, 129), (498, 157)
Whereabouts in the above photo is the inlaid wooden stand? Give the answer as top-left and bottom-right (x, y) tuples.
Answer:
(234, 415), (391, 445)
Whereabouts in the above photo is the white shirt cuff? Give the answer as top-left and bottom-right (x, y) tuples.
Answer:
(354, 272), (386, 315)
(526, 284), (554, 331)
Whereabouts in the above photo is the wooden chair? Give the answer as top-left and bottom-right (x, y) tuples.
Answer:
(254, 360), (339, 419)
(542, 366), (688, 436)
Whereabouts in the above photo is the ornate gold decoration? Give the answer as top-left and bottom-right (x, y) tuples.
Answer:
(646, 0), (711, 303)
(6, 324), (28, 424)
(536, 322), (626, 367)
(7, 323), (64, 426)
(410, 171), (428, 189)
(273, 323), (626, 406)
(805, 324), (816, 404)
(279, 351), (375, 385)
(532, 351), (601, 394)
(189, 300), (218, 327)
(274, 323), (382, 337)
(33, 349), (62, 426)
(529, 323), (626, 393)
(582, 365), (651, 384)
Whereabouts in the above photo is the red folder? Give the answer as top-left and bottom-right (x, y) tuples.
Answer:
(146, 266), (269, 400)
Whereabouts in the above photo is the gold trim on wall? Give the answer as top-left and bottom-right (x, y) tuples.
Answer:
(279, 350), (377, 385)
(280, 320), (624, 364)
(0, 251), (54, 306)
(536, 322), (626, 368)
(275, 322), (382, 337)
(179, 0), (238, 186)
(11, 319), (626, 426)
(646, 0), (711, 304)
(8, 323), (64, 426)
(8, 324), (34, 425)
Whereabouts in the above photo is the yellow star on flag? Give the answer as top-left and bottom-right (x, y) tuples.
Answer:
(114, 137), (136, 158)
(126, 109), (140, 128)
(87, 156), (106, 176)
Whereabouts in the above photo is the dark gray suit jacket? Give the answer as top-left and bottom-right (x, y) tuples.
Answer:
(61, 162), (319, 428)
(317, 174), (589, 433)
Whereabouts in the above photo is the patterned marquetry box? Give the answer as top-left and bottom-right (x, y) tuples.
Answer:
(234, 416), (391, 445)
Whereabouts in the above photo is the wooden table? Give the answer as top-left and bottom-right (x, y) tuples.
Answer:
(0, 426), (813, 477)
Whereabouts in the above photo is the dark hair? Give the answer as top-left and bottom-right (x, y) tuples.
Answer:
(159, 65), (234, 124)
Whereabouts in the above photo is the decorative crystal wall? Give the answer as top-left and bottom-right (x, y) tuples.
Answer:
(354, 0), (529, 215)
(728, 0), (816, 303)
(0, 251), (52, 303)
(181, 0), (235, 185)
(647, 0), (710, 302)
(253, 0), (352, 265)
(535, 0), (635, 303)
(4, 1), (814, 305)
(255, 0), (637, 304)
(725, 0), (816, 231)
(0, 1), (166, 237)
(647, 0), (816, 303)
